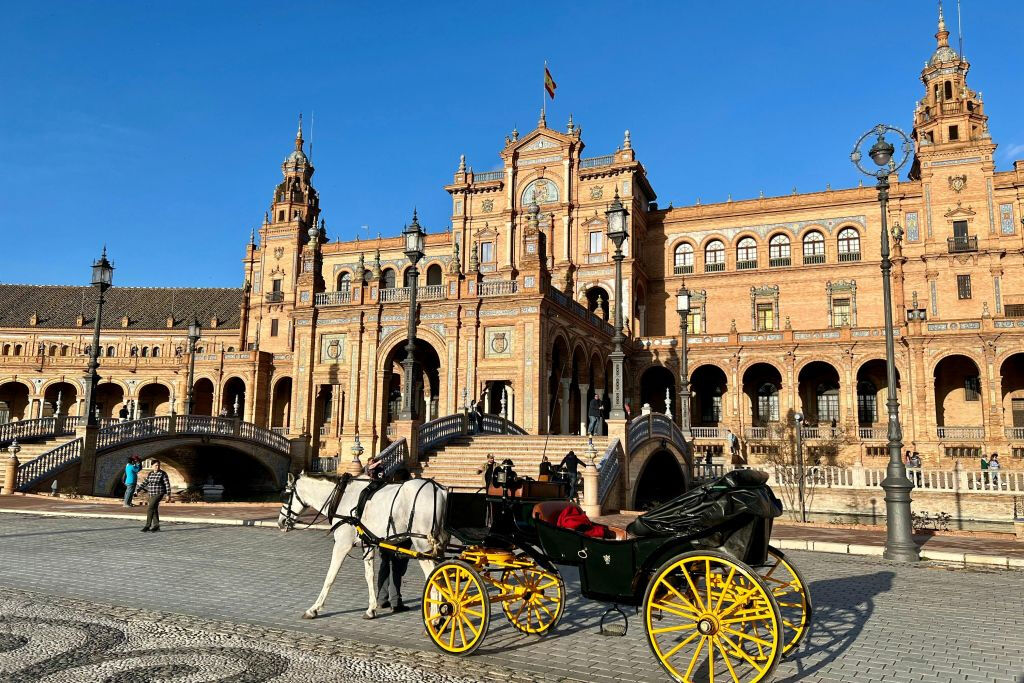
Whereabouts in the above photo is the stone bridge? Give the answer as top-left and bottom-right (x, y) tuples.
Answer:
(15, 415), (298, 496)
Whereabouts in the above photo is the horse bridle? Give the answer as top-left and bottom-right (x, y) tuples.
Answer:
(280, 481), (315, 530)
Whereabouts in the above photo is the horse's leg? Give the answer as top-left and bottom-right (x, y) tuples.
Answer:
(362, 547), (379, 619)
(303, 526), (355, 619)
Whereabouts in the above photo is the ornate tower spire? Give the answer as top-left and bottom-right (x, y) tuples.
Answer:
(538, 108), (546, 129)
(295, 113), (304, 151)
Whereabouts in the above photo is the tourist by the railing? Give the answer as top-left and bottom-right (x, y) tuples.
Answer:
(980, 454), (990, 487)
(476, 453), (495, 488)
(908, 452), (922, 487)
(587, 392), (603, 436)
(376, 468), (411, 614)
(558, 450), (583, 501)
(470, 399), (483, 434)
(364, 454), (384, 480)
(118, 404), (129, 422)
(122, 456), (142, 507)
(726, 429), (739, 461)
(988, 453), (1001, 488)
(138, 461), (172, 532)
(704, 450), (715, 480)
(219, 407), (229, 418)
(538, 455), (552, 481)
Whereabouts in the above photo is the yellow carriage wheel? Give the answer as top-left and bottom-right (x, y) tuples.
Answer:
(756, 545), (812, 656)
(643, 550), (782, 683)
(422, 560), (490, 656)
(498, 566), (565, 635)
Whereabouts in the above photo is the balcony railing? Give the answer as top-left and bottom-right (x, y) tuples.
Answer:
(315, 291), (352, 306)
(858, 426), (887, 440)
(936, 425), (984, 440)
(704, 262), (725, 273)
(736, 259), (758, 270)
(941, 100), (962, 115)
(1005, 427), (1024, 440)
(419, 285), (444, 300)
(673, 264), (694, 275)
(265, 291), (285, 303)
(473, 170), (504, 182)
(691, 426), (720, 439)
(380, 285), (445, 303)
(479, 280), (518, 297)
(947, 235), (978, 253)
(803, 253), (826, 265)
(838, 251), (861, 262)
(769, 257), (791, 268)
(580, 155), (615, 169)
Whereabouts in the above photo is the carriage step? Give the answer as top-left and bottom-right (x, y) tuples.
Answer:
(599, 605), (629, 637)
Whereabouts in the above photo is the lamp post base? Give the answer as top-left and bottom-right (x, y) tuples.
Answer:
(881, 470), (920, 563)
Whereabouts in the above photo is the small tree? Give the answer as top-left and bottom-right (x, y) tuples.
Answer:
(751, 408), (851, 522)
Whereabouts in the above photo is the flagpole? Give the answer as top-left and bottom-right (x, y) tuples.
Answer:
(542, 60), (547, 120)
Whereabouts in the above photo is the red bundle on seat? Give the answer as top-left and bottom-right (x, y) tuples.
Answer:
(555, 504), (612, 539)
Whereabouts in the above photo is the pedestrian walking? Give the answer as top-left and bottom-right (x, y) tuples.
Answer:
(704, 450), (715, 479)
(476, 453), (496, 487)
(980, 454), (989, 487)
(122, 456), (142, 507)
(139, 461), (172, 532)
(988, 453), (1001, 488)
(727, 430), (740, 460)
(587, 392), (603, 436)
(558, 449), (584, 501)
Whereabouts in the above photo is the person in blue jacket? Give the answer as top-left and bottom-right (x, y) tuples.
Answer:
(123, 456), (142, 507)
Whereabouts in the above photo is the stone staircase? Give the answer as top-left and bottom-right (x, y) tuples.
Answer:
(0, 436), (76, 491)
(418, 434), (610, 489)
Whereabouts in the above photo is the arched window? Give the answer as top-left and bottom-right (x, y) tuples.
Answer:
(769, 234), (791, 266)
(107, 346), (116, 357)
(141, 347), (150, 357)
(736, 237), (757, 269)
(403, 268), (415, 288)
(802, 231), (825, 264)
(152, 347), (160, 358)
(48, 346), (57, 357)
(756, 383), (779, 424)
(426, 263), (443, 287)
(226, 347), (234, 352)
(14, 345), (22, 356)
(337, 271), (351, 293)
(704, 240), (725, 272)
(857, 380), (877, 425)
(381, 268), (396, 289)
(673, 243), (694, 274)
(837, 228), (861, 261)
(1, 345), (9, 356)
(944, 80), (953, 99)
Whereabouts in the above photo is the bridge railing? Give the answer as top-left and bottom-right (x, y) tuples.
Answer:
(15, 437), (82, 491)
(0, 416), (78, 446)
(480, 413), (527, 436)
(377, 437), (408, 479)
(311, 456), (339, 473)
(238, 421), (291, 451)
(627, 413), (687, 454)
(417, 413), (465, 454)
(596, 438), (623, 504)
(94, 415), (291, 453)
(97, 417), (173, 449)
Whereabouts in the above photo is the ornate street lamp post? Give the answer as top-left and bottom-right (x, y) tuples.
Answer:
(605, 190), (629, 421)
(675, 285), (691, 438)
(851, 123), (919, 562)
(399, 211), (425, 421)
(184, 318), (202, 415)
(82, 249), (114, 429)
(794, 411), (806, 523)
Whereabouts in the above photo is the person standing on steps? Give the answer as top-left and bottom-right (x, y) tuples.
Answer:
(122, 456), (142, 507)
(139, 461), (172, 532)
(476, 453), (496, 488)
(587, 392), (603, 436)
(558, 449), (584, 501)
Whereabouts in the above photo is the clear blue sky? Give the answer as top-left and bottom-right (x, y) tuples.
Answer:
(2, 1), (1022, 288)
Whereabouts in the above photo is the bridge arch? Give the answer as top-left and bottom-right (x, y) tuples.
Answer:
(628, 438), (691, 510)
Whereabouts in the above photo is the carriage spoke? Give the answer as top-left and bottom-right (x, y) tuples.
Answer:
(717, 631), (767, 675)
(681, 564), (707, 612)
(456, 614), (467, 647)
(652, 599), (700, 619)
(460, 613), (481, 638)
(714, 566), (736, 611)
(713, 635), (744, 683)
(682, 635), (707, 680)
(659, 629), (700, 662)
(722, 626), (773, 648)
(651, 622), (698, 635)
(705, 559), (712, 609)
(708, 634), (715, 683)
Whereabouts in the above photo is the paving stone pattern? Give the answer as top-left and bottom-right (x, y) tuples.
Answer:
(0, 513), (1022, 682)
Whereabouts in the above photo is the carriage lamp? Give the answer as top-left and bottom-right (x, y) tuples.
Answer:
(793, 412), (806, 523)
(851, 123), (919, 562)
(676, 285), (692, 436)
(403, 211), (425, 265)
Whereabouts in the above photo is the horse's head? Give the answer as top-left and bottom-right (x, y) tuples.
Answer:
(278, 471), (306, 531)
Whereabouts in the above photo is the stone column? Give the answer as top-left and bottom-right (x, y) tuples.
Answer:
(581, 439), (600, 517)
(559, 378), (571, 435)
(578, 383), (590, 435)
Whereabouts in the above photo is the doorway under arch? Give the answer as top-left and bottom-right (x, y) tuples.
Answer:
(382, 339), (442, 423)
(634, 450), (687, 510)
(191, 378), (215, 416)
(222, 377), (246, 417)
(0, 382), (30, 422)
(272, 377), (293, 432)
(639, 365), (676, 416)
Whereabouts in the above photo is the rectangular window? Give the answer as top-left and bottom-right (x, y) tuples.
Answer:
(687, 310), (703, 335)
(272, 279), (282, 293)
(1011, 398), (1024, 428)
(816, 394), (839, 423)
(270, 319), (279, 337)
(857, 393), (877, 425)
(831, 298), (851, 327)
(948, 125), (959, 141)
(480, 241), (494, 263)
(589, 231), (604, 254)
(756, 303), (775, 331)
(1006, 304), (1024, 318)
(957, 275), (972, 299)
(952, 220), (968, 238)
(964, 376), (980, 401)
(701, 395), (722, 424)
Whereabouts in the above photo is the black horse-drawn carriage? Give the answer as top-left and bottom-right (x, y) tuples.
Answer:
(420, 464), (812, 682)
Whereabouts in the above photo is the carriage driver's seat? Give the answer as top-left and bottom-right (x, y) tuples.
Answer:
(532, 501), (629, 540)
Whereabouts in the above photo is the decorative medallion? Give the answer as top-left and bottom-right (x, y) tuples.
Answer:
(948, 175), (967, 193)
(485, 327), (513, 358)
(319, 334), (346, 363)
(521, 178), (559, 206)
(589, 185), (604, 200)
(481, 199), (494, 213)
(273, 247), (285, 259)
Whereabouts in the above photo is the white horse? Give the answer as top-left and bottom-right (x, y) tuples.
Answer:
(278, 471), (448, 620)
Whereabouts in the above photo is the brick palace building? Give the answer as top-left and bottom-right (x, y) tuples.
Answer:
(2, 9), (1022, 487)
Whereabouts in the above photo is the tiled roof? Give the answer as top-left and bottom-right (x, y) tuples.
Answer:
(0, 285), (243, 330)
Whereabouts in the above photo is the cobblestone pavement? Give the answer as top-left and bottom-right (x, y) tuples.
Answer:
(1, 513), (1021, 682)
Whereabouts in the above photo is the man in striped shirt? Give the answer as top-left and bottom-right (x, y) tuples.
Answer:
(139, 461), (173, 532)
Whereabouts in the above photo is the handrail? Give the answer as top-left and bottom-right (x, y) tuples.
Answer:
(417, 413), (465, 454)
(580, 155), (614, 169)
(627, 413), (687, 454)
(312, 456), (339, 473)
(480, 413), (528, 436)
(94, 415), (290, 453)
(596, 438), (623, 504)
(0, 416), (77, 446)
(377, 438), (408, 478)
(15, 437), (82, 491)
(546, 287), (615, 337)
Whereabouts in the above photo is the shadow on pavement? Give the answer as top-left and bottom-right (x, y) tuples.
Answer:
(777, 570), (894, 682)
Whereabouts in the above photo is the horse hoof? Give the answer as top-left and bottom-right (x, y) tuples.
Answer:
(302, 611), (317, 620)
(362, 612), (376, 620)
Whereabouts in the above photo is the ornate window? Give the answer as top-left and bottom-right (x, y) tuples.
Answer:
(589, 231), (604, 254)
(802, 231), (825, 264)
(769, 234), (791, 267)
(837, 227), (861, 261)
(756, 304), (774, 331)
(686, 289), (707, 334)
(964, 376), (981, 401)
(337, 271), (351, 293)
(826, 280), (857, 327)
(857, 381), (877, 424)
(750, 285), (780, 331)
(704, 240), (725, 272)
(673, 243), (694, 274)
(956, 274), (972, 299)
(480, 241), (494, 263)
(736, 237), (758, 269)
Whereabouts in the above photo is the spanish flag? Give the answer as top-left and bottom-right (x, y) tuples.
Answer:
(544, 65), (557, 99)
